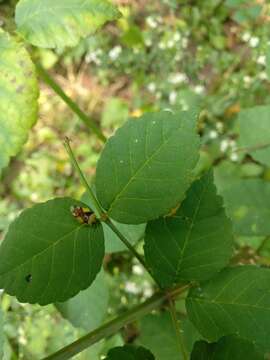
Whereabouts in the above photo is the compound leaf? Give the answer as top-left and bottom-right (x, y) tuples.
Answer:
(56, 270), (108, 332)
(191, 336), (264, 360)
(144, 172), (233, 288)
(96, 110), (200, 224)
(0, 30), (39, 174)
(105, 345), (155, 360)
(15, 0), (121, 49)
(186, 265), (270, 352)
(0, 198), (104, 305)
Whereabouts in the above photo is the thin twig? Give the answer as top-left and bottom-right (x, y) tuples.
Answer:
(168, 298), (188, 360)
(36, 63), (106, 143)
(64, 137), (103, 218)
(234, 142), (270, 153)
(42, 284), (190, 360)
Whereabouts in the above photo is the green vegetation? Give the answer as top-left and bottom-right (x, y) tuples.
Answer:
(0, 0), (270, 359)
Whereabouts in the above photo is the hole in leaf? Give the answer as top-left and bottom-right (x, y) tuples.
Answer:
(25, 274), (32, 283)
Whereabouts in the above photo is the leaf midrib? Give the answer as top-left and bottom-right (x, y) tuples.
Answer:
(0, 224), (86, 277)
(174, 177), (209, 279)
(108, 120), (183, 213)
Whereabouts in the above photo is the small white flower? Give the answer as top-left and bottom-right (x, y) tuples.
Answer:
(209, 130), (218, 139)
(216, 122), (224, 132)
(145, 38), (152, 47)
(125, 281), (140, 294)
(169, 91), (177, 104)
(132, 264), (144, 275)
(249, 36), (259, 48)
(85, 51), (101, 65)
(167, 40), (174, 48)
(173, 32), (181, 42)
(182, 38), (188, 48)
(30, 192), (39, 202)
(169, 73), (188, 85)
(158, 42), (166, 50)
(146, 16), (158, 29)
(220, 139), (229, 152)
(109, 46), (122, 60)
(259, 71), (268, 80)
(242, 32), (251, 42)
(244, 75), (252, 84)
(257, 55), (266, 65)
(194, 85), (205, 94)
(230, 152), (239, 162)
(143, 287), (154, 297)
(147, 82), (156, 93)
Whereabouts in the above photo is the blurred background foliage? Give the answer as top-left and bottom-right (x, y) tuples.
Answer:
(1, 0), (270, 358)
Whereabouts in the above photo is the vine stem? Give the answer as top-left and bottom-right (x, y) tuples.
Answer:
(42, 285), (190, 360)
(105, 217), (156, 283)
(64, 137), (103, 218)
(168, 298), (188, 360)
(234, 142), (270, 153)
(64, 138), (158, 284)
(36, 63), (106, 143)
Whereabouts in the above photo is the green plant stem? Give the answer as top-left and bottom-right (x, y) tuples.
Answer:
(105, 217), (156, 281)
(64, 139), (158, 284)
(235, 142), (270, 153)
(168, 298), (188, 360)
(42, 284), (190, 360)
(36, 63), (106, 143)
(64, 138), (103, 217)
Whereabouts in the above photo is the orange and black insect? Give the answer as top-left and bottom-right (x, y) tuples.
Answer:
(70, 206), (97, 225)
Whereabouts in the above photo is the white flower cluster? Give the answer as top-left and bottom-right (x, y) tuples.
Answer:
(168, 72), (188, 85)
(108, 45), (122, 61)
(158, 32), (188, 50)
(241, 32), (260, 48)
(220, 138), (239, 161)
(85, 49), (102, 65)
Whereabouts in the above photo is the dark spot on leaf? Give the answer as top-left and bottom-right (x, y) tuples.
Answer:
(25, 274), (32, 283)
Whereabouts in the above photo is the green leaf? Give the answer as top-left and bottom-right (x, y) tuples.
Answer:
(138, 312), (201, 360)
(105, 345), (155, 360)
(0, 30), (39, 174)
(215, 175), (270, 236)
(0, 198), (104, 305)
(191, 336), (264, 360)
(0, 310), (3, 360)
(266, 46), (270, 80)
(82, 192), (146, 253)
(238, 105), (270, 166)
(96, 110), (200, 224)
(186, 265), (270, 352)
(144, 172), (233, 288)
(15, 0), (121, 49)
(56, 270), (108, 332)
